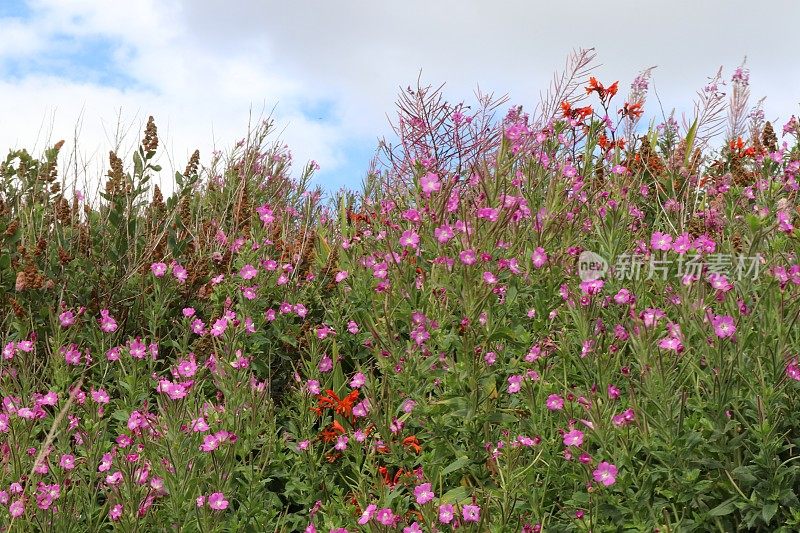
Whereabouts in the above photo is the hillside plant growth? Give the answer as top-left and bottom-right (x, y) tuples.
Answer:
(1, 50), (799, 531)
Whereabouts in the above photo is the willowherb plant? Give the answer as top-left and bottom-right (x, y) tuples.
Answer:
(0, 54), (799, 533)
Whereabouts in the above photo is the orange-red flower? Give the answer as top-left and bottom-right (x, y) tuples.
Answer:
(586, 77), (619, 102)
(561, 101), (594, 121)
(378, 466), (406, 488)
(619, 102), (644, 119)
(729, 136), (757, 158)
(598, 135), (625, 153)
(319, 420), (346, 443)
(402, 435), (422, 454)
(312, 389), (360, 421)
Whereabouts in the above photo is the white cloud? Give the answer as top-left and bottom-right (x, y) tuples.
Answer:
(1, 0), (799, 195)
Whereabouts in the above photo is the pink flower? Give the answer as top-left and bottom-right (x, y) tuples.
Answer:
(671, 233), (692, 254)
(462, 504), (481, 523)
(658, 336), (684, 352)
(420, 172), (441, 195)
(176, 354), (198, 378)
(607, 385), (620, 400)
(128, 337), (146, 359)
(109, 503), (123, 521)
(318, 354), (333, 373)
(334, 435), (348, 451)
(9, 499), (24, 518)
(414, 483), (435, 505)
(62, 344), (82, 365)
(241, 285), (258, 300)
(460, 249), (477, 265)
(483, 271), (498, 284)
(358, 504), (376, 525)
(208, 492), (229, 511)
(349, 373), (366, 388)
(172, 263), (188, 283)
(563, 429), (584, 447)
(239, 264), (258, 280)
(375, 507), (395, 526)
(191, 318), (206, 335)
(200, 434), (221, 452)
(257, 204), (275, 225)
(477, 207), (499, 221)
(352, 399), (370, 418)
(211, 318), (228, 337)
(150, 262), (168, 277)
(531, 247), (548, 268)
(434, 224), (454, 243)
(708, 273), (733, 292)
(191, 417), (210, 432)
(59, 454), (76, 470)
(306, 380), (321, 395)
(316, 325), (334, 340)
(650, 232), (672, 251)
(439, 503), (455, 524)
(99, 310), (118, 333)
(592, 461), (618, 486)
(98, 453), (113, 472)
(335, 271), (349, 283)
(712, 314), (736, 339)
(399, 230), (420, 248)
(156, 379), (190, 400)
(778, 210), (795, 233)
(786, 359), (800, 381)
(579, 278), (604, 296)
(507, 375), (523, 394)
(401, 399), (416, 413)
(546, 394), (564, 411)
(59, 310), (76, 328)
(613, 288), (632, 305)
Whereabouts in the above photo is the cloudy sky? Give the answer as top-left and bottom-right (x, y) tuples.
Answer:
(1, 0), (799, 194)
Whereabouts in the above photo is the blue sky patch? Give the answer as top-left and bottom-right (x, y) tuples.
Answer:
(0, 0), (31, 19)
(315, 140), (379, 193)
(299, 98), (338, 124)
(0, 33), (144, 91)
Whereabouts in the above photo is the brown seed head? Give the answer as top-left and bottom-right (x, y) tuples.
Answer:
(142, 116), (159, 152)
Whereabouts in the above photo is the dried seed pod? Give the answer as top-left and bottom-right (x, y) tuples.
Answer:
(35, 237), (47, 256)
(105, 151), (126, 196)
(9, 298), (25, 318)
(762, 121), (778, 153)
(184, 149), (200, 177)
(3, 219), (18, 237)
(55, 196), (71, 225)
(142, 116), (159, 152)
(58, 247), (72, 265)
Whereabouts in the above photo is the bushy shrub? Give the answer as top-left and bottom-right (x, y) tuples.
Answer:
(1, 53), (799, 531)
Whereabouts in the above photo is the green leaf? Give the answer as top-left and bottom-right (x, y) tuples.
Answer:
(762, 502), (778, 524)
(442, 456), (470, 477)
(440, 486), (470, 504)
(707, 497), (736, 517)
(133, 151), (144, 177)
(684, 117), (698, 167)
